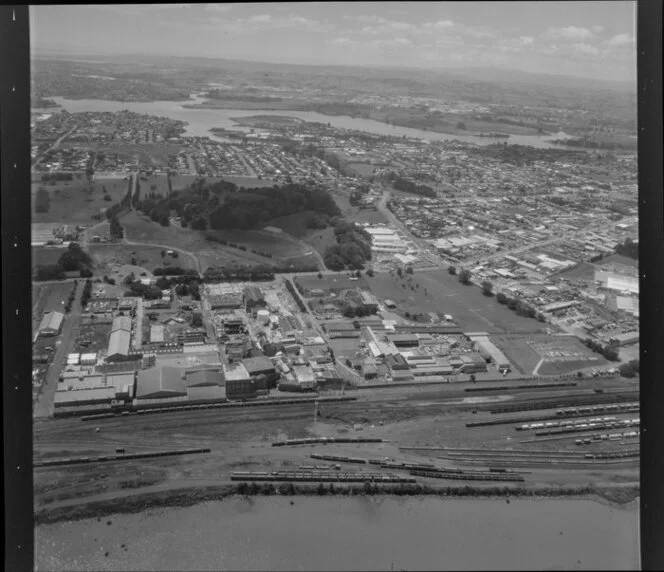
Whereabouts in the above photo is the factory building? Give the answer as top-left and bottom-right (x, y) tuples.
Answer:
(223, 362), (257, 400)
(107, 329), (131, 362)
(244, 285), (266, 310)
(467, 334), (512, 372)
(136, 366), (188, 399)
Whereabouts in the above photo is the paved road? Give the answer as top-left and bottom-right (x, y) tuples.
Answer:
(32, 122), (77, 168)
(34, 284), (84, 419)
(376, 188), (446, 271)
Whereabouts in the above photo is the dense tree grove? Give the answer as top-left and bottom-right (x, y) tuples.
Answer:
(142, 180), (342, 232)
(583, 338), (620, 362)
(386, 172), (436, 198)
(323, 220), (372, 270)
(618, 359), (639, 378)
(458, 269), (472, 285)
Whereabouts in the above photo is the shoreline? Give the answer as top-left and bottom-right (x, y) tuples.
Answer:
(35, 482), (639, 526)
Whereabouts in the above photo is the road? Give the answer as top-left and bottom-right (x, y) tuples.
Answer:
(32, 124), (78, 168)
(376, 188), (446, 271)
(33, 284), (84, 419)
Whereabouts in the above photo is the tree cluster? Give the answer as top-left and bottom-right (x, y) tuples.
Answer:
(80, 279), (93, 308)
(386, 172), (436, 198)
(204, 264), (276, 283)
(152, 267), (199, 277)
(285, 279), (308, 313)
(323, 220), (372, 271)
(583, 338), (620, 362)
(458, 269), (472, 285)
(495, 292), (542, 320)
(618, 359), (639, 378)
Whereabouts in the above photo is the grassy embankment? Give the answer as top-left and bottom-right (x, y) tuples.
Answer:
(34, 482), (639, 525)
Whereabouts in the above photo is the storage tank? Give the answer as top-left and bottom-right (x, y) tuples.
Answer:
(257, 309), (270, 325)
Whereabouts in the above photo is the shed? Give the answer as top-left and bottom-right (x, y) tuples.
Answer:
(39, 311), (64, 337)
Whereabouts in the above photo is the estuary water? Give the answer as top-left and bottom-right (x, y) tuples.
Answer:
(35, 496), (639, 571)
(43, 95), (571, 149)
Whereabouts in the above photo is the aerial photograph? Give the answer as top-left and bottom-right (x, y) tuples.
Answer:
(30, 2), (640, 570)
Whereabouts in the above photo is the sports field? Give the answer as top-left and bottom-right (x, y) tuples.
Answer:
(364, 270), (545, 334)
(32, 177), (128, 224)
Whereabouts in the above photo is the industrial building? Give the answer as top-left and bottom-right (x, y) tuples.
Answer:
(223, 362), (257, 400)
(244, 285), (266, 310)
(136, 366), (188, 399)
(467, 334), (512, 372)
(111, 315), (132, 333)
(38, 311), (64, 337)
(150, 325), (165, 344)
(106, 329), (131, 362)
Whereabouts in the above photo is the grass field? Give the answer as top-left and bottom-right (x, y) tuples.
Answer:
(138, 174), (170, 198)
(597, 254), (638, 269)
(32, 177), (129, 224)
(169, 175), (197, 192)
(206, 229), (304, 259)
(87, 244), (197, 276)
(121, 211), (276, 271)
(364, 270), (546, 334)
(32, 246), (67, 269)
(296, 273), (369, 293)
(492, 333), (606, 375)
(32, 282), (75, 336)
(170, 175), (275, 193)
(555, 262), (597, 281)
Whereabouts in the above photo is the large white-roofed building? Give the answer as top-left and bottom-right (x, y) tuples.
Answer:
(38, 311), (64, 337)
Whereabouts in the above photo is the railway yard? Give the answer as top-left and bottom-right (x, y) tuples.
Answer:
(33, 375), (639, 519)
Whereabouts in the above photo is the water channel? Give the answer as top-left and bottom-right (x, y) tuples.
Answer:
(35, 496), (639, 571)
(43, 95), (574, 149)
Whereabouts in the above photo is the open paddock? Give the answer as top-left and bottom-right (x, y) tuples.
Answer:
(87, 243), (197, 277)
(364, 270), (546, 334)
(138, 174), (170, 198)
(74, 321), (112, 353)
(32, 246), (67, 268)
(295, 273), (369, 294)
(555, 262), (597, 281)
(206, 229), (305, 259)
(32, 177), (129, 224)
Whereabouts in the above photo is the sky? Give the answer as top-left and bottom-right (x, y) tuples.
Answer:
(30, 2), (637, 82)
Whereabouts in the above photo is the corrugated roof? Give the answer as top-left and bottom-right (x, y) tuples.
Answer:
(39, 311), (64, 333)
(136, 366), (186, 399)
(112, 315), (132, 333)
(185, 369), (224, 387)
(108, 329), (130, 357)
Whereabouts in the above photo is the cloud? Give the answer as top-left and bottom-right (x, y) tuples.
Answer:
(519, 36), (534, 46)
(424, 20), (454, 30)
(205, 4), (234, 13)
(592, 25), (604, 33)
(605, 33), (635, 46)
(574, 43), (599, 55)
(546, 26), (595, 40)
(248, 14), (271, 23)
